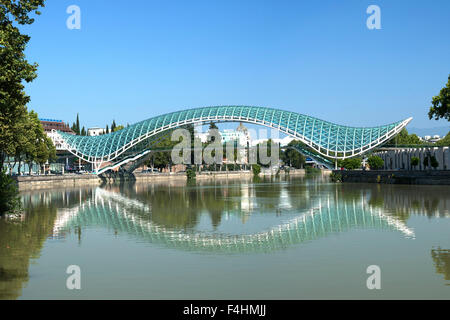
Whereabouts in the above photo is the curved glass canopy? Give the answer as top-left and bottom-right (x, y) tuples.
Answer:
(55, 105), (412, 171)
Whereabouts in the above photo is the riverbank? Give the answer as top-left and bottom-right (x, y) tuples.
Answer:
(15, 169), (328, 191)
(336, 170), (450, 185)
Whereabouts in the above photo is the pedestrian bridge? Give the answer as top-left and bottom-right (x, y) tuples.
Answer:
(52, 188), (414, 254)
(54, 106), (412, 174)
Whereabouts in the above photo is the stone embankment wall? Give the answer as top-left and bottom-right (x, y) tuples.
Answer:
(15, 168), (328, 190)
(15, 174), (102, 191)
(336, 170), (450, 185)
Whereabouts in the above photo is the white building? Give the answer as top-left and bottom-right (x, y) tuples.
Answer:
(88, 127), (106, 136)
(194, 123), (252, 163)
(422, 135), (442, 144)
(251, 136), (293, 147)
(40, 118), (75, 151)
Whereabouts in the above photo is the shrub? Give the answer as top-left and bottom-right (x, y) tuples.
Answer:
(330, 172), (342, 182)
(338, 157), (362, 170)
(423, 156), (429, 169)
(305, 166), (321, 174)
(411, 157), (419, 168)
(252, 164), (261, 176)
(367, 156), (384, 170)
(430, 156), (439, 169)
(0, 170), (21, 215)
(186, 168), (196, 180)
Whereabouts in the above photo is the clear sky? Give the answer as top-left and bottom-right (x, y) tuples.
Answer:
(23, 0), (450, 131)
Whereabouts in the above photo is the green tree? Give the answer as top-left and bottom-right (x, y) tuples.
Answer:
(0, 0), (45, 169)
(111, 120), (116, 132)
(282, 140), (306, 169)
(206, 122), (220, 142)
(428, 74), (450, 121)
(430, 156), (439, 170)
(113, 125), (124, 132)
(367, 155), (384, 170)
(22, 111), (55, 175)
(436, 131), (450, 146)
(423, 155), (429, 169)
(256, 139), (280, 167)
(338, 157), (362, 170)
(252, 164), (261, 176)
(411, 156), (419, 169)
(71, 113), (80, 135)
(0, 170), (20, 214)
(387, 128), (422, 145)
(35, 136), (56, 174)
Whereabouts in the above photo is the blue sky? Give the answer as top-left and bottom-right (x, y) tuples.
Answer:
(23, 0), (450, 131)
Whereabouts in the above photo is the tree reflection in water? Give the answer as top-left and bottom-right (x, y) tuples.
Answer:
(431, 248), (450, 285)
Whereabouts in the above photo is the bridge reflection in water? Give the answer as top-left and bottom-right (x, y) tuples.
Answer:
(52, 186), (414, 254)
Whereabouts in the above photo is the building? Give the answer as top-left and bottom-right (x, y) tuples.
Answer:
(422, 135), (442, 144)
(194, 123), (252, 164)
(88, 127), (106, 136)
(40, 118), (75, 151)
(375, 146), (450, 170)
(251, 136), (293, 147)
(221, 123), (252, 163)
(221, 123), (251, 144)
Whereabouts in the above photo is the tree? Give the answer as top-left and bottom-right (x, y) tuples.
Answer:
(0, 0), (45, 169)
(36, 136), (56, 174)
(428, 74), (450, 121)
(81, 126), (86, 136)
(111, 120), (117, 132)
(0, 170), (20, 214)
(411, 156), (419, 169)
(368, 155), (384, 170)
(76, 114), (80, 134)
(423, 155), (429, 169)
(256, 139), (280, 167)
(105, 124), (109, 134)
(252, 164), (261, 176)
(430, 156), (439, 170)
(387, 128), (422, 145)
(22, 111), (55, 175)
(436, 131), (450, 146)
(338, 157), (362, 170)
(206, 122), (220, 142)
(282, 140), (306, 169)
(113, 125), (124, 132)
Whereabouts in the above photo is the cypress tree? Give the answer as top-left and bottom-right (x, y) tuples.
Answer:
(76, 113), (80, 135)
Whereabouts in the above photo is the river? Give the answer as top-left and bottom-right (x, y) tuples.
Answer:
(0, 175), (449, 299)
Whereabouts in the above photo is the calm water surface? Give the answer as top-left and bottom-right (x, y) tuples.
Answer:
(1, 176), (449, 299)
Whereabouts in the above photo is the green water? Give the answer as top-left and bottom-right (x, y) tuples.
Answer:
(1, 176), (449, 299)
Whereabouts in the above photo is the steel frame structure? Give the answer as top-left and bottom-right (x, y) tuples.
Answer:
(54, 105), (412, 174)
